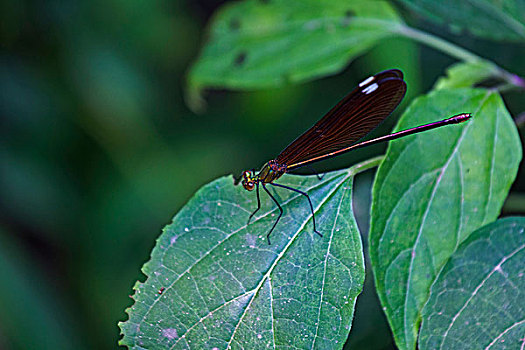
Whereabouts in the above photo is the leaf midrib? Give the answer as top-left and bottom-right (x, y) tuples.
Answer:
(311, 175), (351, 349)
(440, 242), (525, 349)
(226, 170), (353, 348)
(402, 90), (492, 347)
(219, 17), (401, 39)
(467, 0), (525, 38)
(135, 173), (344, 340)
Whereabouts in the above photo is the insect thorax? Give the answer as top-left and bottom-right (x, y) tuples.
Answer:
(259, 160), (287, 184)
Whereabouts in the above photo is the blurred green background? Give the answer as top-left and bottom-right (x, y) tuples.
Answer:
(1, 1), (524, 349)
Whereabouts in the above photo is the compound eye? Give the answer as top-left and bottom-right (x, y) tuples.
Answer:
(243, 181), (255, 191)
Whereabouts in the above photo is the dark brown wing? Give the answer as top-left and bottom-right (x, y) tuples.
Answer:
(276, 69), (406, 169)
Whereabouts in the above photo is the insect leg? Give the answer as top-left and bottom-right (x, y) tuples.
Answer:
(270, 183), (322, 238)
(305, 165), (325, 180)
(247, 182), (261, 226)
(261, 183), (283, 245)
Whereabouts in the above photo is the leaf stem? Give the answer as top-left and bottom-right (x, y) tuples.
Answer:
(349, 155), (385, 176)
(395, 25), (525, 90)
(396, 25), (480, 63)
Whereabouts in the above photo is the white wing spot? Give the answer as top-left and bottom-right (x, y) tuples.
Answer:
(362, 83), (379, 94)
(359, 75), (374, 87)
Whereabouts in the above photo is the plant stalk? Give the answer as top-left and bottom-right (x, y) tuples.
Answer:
(350, 155), (385, 176)
(394, 25), (525, 90)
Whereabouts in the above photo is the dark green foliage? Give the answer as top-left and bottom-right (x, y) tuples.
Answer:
(399, 0), (525, 41)
(1, 1), (524, 349)
(369, 88), (522, 349)
(420, 217), (525, 349)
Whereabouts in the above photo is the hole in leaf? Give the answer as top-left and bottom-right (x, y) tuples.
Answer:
(230, 18), (240, 31)
(234, 52), (247, 67)
(342, 10), (355, 26)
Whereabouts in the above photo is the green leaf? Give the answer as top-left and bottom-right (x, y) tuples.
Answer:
(119, 160), (373, 349)
(369, 88), (522, 350)
(398, 0), (525, 41)
(419, 217), (525, 349)
(187, 0), (402, 108)
(433, 60), (500, 90)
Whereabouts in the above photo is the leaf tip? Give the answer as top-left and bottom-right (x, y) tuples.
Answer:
(184, 82), (207, 114)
